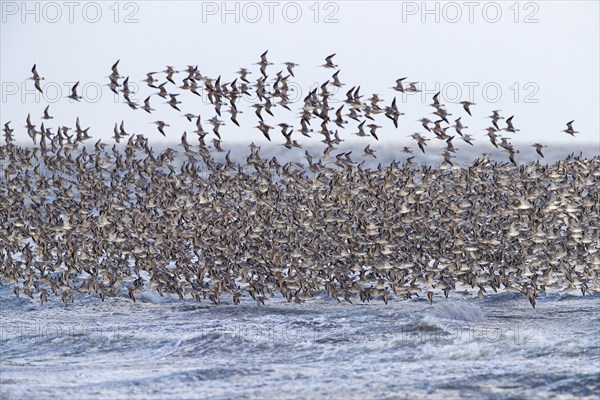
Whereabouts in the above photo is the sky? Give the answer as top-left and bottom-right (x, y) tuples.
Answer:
(1, 0), (599, 156)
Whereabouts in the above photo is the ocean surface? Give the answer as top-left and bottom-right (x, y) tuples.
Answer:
(1, 286), (599, 400)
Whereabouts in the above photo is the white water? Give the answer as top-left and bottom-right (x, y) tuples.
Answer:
(1, 287), (599, 399)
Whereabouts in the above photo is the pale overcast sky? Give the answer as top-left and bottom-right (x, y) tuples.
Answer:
(1, 1), (599, 154)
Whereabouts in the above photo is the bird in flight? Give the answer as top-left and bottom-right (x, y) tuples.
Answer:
(29, 64), (45, 93)
(320, 53), (338, 69)
(460, 101), (475, 116)
(532, 143), (547, 158)
(68, 82), (82, 101)
(152, 120), (169, 136)
(562, 120), (578, 136)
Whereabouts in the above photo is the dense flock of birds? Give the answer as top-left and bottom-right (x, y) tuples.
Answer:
(1, 53), (598, 308)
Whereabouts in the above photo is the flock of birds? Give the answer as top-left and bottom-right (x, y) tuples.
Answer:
(13, 52), (581, 163)
(0, 53), (598, 308)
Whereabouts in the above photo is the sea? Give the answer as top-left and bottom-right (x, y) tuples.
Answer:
(1, 286), (599, 400)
